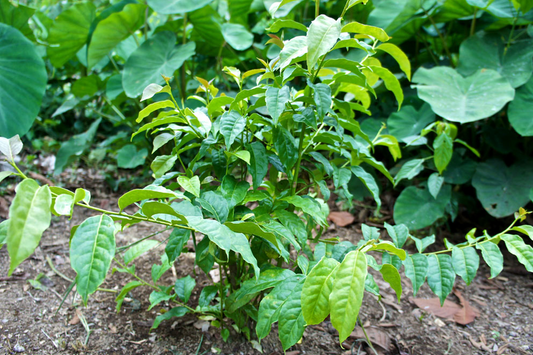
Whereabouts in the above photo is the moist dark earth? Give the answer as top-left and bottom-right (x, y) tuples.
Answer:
(1, 173), (533, 355)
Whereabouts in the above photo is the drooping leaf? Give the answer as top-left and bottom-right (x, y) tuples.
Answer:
(403, 253), (428, 296)
(451, 247), (479, 285)
(394, 159), (425, 186)
(123, 240), (159, 265)
(368, 65), (403, 108)
(175, 275), (196, 303)
(350, 165), (382, 211)
(301, 257), (339, 325)
(151, 155), (178, 178)
(165, 228), (190, 262)
(281, 195), (328, 227)
(115, 281), (143, 312)
(151, 307), (188, 330)
(501, 234), (533, 272)
(379, 264), (402, 302)
(377, 43), (411, 79)
(428, 173), (445, 199)
(247, 141), (268, 189)
(278, 277), (306, 351)
(342, 21), (390, 42)
(426, 254), (455, 306)
(70, 215), (116, 304)
(118, 187), (178, 211)
(224, 221), (281, 251)
(307, 15), (341, 70)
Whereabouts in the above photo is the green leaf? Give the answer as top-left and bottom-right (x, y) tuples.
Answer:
(148, 291), (173, 311)
(124, 240), (159, 265)
(54, 119), (101, 174)
(301, 257), (339, 325)
(87, 3), (146, 68)
(175, 275), (196, 303)
(7, 179), (51, 275)
(310, 82), (332, 119)
(136, 100), (176, 123)
(472, 159), (533, 218)
(221, 176), (249, 209)
(350, 166), (382, 211)
(410, 235), (435, 253)
(47, 2), (96, 67)
(379, 264), (402, 302)
(228, 230), (260, 278)
(147, 0), (214, 14)
(198, 285), (218, 307)
(116, 144), (148, 169)
(197, 191), (229, 223)
(224, 221), (281, 251)
(342, 21), (390, 42)
(433, 134), (453, 174)
(70, 215), (116, 304)
(329, 250), (367, 344)
(115, 280), (143, 312)
(151, 307), (188, 330)
(273, 126), (298, 171)
(151, 155), (178, 178)
(268, 19), (308, 33)
(0, 135), (22, 162)
(220, 111), (246, 149)
(443, 152), (478, 185)
(307, 15), (341, 70)
(377, 43), (411, 80)
(508, 76), (533, 137)
(366, 241), (407, 260)
(152, 253), (172, 283)
(387, 104), (435, 145)
(247, 142), (268, 189)
(276, 210), (307, 245)
(384, 222), (409, 248)
(368, 65), (403, 108)
(0, 171), (13, 183)
(512, 225), (533, 241)
(142, 202), (188, 224)
(403, 253), (428, 296)
(364, 273), (380, 297)
(458, 33), (533, 88)
(0, 24), (47, 138)
(278, 278), (306, 351)
(394, 184), (451, 230)
(222, 23), (254, 51)
(123, 32), (196, 98)
(118, 187), (178, 211)
(177, 175), (201, 198)
(394, 159), (425, 186)
(412, 67), (515, 123)
(0, 219), (7, 249)
(451, 246), (479, 285)
(229, 87), (265, 111)
(106, 74), (124, 100)
(428, 173), (445, 199)
(187, 217), (231, 252)
(501, 234), (533, 272)
(426, 254), (455, 306)
(266, 86), (290, 126)
(281, 195), (328, 227)
(228, 268), (295, 313)
(165, 228), (190, 262)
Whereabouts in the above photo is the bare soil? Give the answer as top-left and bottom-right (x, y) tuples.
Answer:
(1, 178), (533, 355)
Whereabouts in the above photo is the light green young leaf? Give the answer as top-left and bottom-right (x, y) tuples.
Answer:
(124, 240), (159, 265)
(433, 133), (453, 174)
(512, 225), (533, 241)
(151, 155), (178, 178)
(70, 215), (116, 304)
(0, 135), (22, 162)
(301, 257), (339, 325)
(379, 264), (402, 302)
(329, 250), (367, 344)
(0, 219), (7, 249)
(410, 235), (436, 253)
(151, 307), (188, 330)
(428, 173), (445, 199)
(54, 194), (74, 216)
(177, 175), (201, 198)
(281, 195), (328, 227)
(341, 22), (390, 42)
(384, 222), (409, 248)
(307, 15), (341, 70)
(266, 86), (290, 126)
(175, 275), (196, 303)
(364, 273), (380, 297)
(279, 277), (306, 351)
(268, 19), (308, 33)
(115, 281), (143, 312)
(402, 253), (428, 296)
(368, 65), (403, 108)
(118, 187), (178, 211)
(220, 111), (246, 148)
(451, 246), (479, 285)
(501, 234), (533, 272)
(7, 179), (51, 275)
(376, 43), (411, 79)
(427, 254), (455, 306)
(136, 100), (176, 123)
(366, 241), (407, 260)
(394, 159), (425, 186)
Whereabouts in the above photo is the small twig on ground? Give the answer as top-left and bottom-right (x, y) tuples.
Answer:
(41, 329), (58, 349)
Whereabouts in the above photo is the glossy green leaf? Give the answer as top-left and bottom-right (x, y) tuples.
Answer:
(175, 275), (196, 303)
(152, 253), (172, 283)
(136, 100), (176, 123)
(142, 202), (188, 224)
(411, 235), (435, 254)
(124, 240), (159, 265)
(451, 246), (479, 285)
(47, 2), (96, 67)
(281, 195), (328, 227)
(165, 228), (190, 262)
(273, 126), (298, 171)
(427, 254), (455, 306)
(115, 280), (143, 312)
(412, 67), (515, 123)
(387, 104), (435, 145)
(366, 241), (407, 260)
(228, 230), (260, 278)
(151, 155), (178, 178)
(434, 134), (453, 174)
(7, 179), (51, 275)
(268, 19), (308, 33)
(472, 159), (533, 218)
(279, 278), (306, 351)
(70, 215), (116, 304)
(276, 210), (307, 245)
(307, 15), (341, 70)
(220, 111), (246, 149)
(148, 291), (173, 311)
(151, 307), (188, 330)
(377, 43), (411, 79)
(508, 76), (533, 137)
(221, 176), (249, 209)
(187, 217), (231, 252)
(266, 86), (290, 126)
(177, 175), (200, 198)
(118, 187), (177, 211)
(147, 0), (214, 14)
(197, 191), (229, 223)
(394, 159), (425, 186)
(247, 142), (268, 189)
(311, 83), (332, 119)
(329, 250), (367, 344)
(198, 285), (218, 307)
(350, 165), (382, 211)
(225, 221), (280, 251)
(379, 264), (402, 302)
(342, 21), (390, 42)
(222, 23), (254, 51)
(428, 173), (445, 199)
(443, 152), (478, 185)
(0, 24), (47, 138)
(402, 253), (428, 296)
(87, 3), (146, 68)
(301, 257), (339, 325)
(512, 225), (533, 241)
(123, 32), (195, 98)
(384, 222), (409, 248)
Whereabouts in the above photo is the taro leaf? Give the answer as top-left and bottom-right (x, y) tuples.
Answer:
(123, 32), (196, 98)
(427, 254), (455, 306)
(116, 144), (148, 169)
(451, 246), (479, 285)
(197, 191), (229, 223)
(220, 111), (246, 149)
(412, 67), (515, 123)
(307, 15), (341, 70)
(367, 0), (425, 45)
(0, 0), (34, 40)
(177, 175), (201, 198)
(165, 228), (190, 262)
(106, 74), (124, 100)
(266, 86), (290, 126)
(394, 183), (451, 230)
(508, 76), (533, 137)
(123, 240), (159, 265)
(476, 241), (503, 278)
(175, 275), (196, 303)
(387, 104), (435, 145)
(329, 250), (367, 344)
(501, 234), (533, 272)
(221, 23), (254, 51)
(384, 222), (409, 248)
(428, 173), (445, 199)
(151, 307), (188, 330)
(402, 253), (428, 296)
(47, 2), (96, 67)
(379, 264), (402, 302)
(70, 215), (116, 304)
(443, 152), (477, 185)
(247, 141), (268, 189)
(301, 257), (339, 325)
(394, 159), (425, 186)
(458, 33), (533, 88)
(115, 280), (143, 312)
(72, 75), (100, 98)
(0, 24), (47, 138)
(278, 277), (306, 351)
(7, 179), (51, 275)
(147, 0), (214, 14)
(87, 3), (146, 68)
(472, 159), (533, 218)
(188, 5), (225, 49)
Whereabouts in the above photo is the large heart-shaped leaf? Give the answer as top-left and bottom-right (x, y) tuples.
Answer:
(508, 76), (533, 137)
(387, 104), (435, 145)
(147, 0), (214, 14)
(116, 144), (148, 169)
(412, 66), (515, 123)
(0, 24), (47, 138)
(472, 159), (533, 218)
(123, 32), (196, 98)
(47, 2), (96, 67)
(458, 33), (533, 88)
(221, 23), (254, 51)
(0, 0), (35, 39)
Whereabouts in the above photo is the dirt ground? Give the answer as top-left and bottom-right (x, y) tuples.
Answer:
(1, 176), (533, 355)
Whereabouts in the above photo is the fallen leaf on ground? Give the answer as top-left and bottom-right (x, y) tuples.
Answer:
(410, 297), (461, 319)
(350, 327), (391, 351)
(453, 289), (479, 325)
(328, 211), (355, 227)
(69, 313), (80, 325)
(469, 335), (491, 351)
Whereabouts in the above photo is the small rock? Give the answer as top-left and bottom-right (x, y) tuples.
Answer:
(1, 319), (7, 324)
(509, 331), (518, 337)
(13, 343), (25, 353)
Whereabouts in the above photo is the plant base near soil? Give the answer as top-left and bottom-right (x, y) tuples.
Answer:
(1, 192), (532, 355)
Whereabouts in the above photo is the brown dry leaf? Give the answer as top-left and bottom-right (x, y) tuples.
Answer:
(328, 211), (355, 227)
(69, 313), (80, 325)
(0, 196), (8, 219)
(469, 335), (491, 351)
(350, 327), (391, 351)
(410, 297), (461, 320)
(453, 289), (479, 325)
